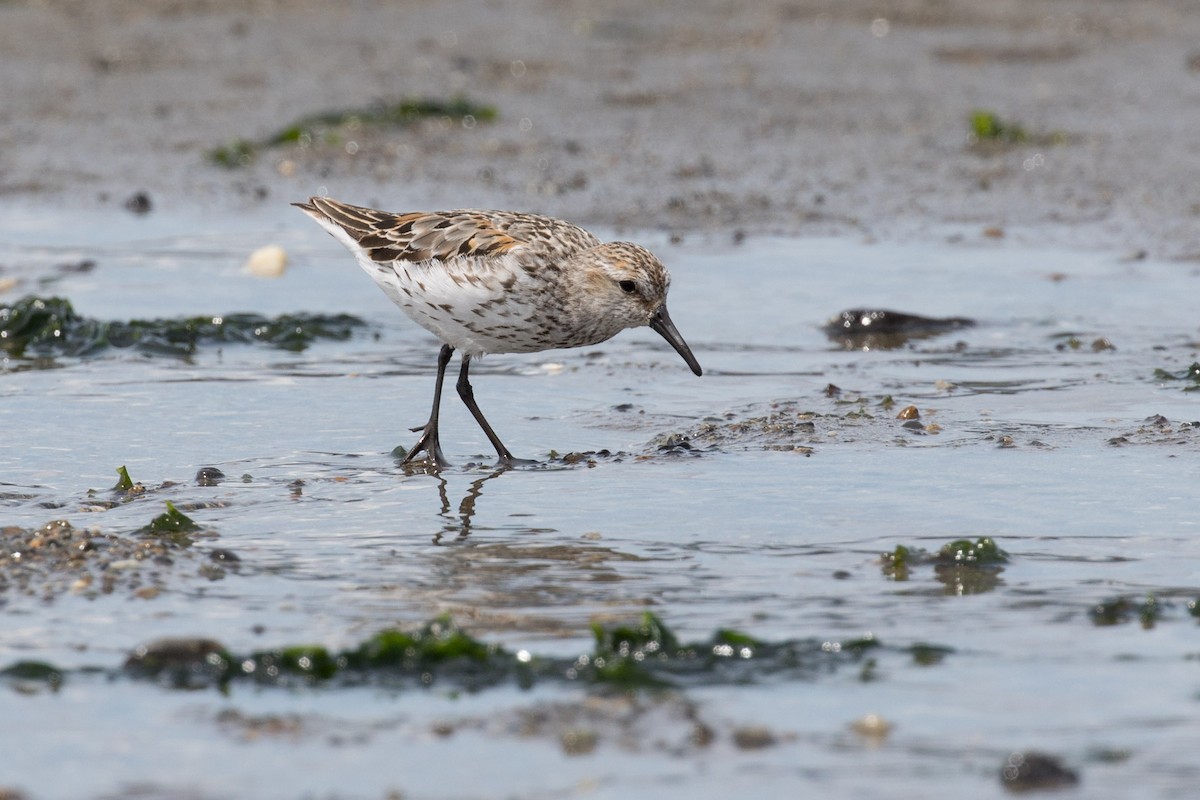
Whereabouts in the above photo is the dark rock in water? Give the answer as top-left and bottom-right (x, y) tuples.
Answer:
(653, 433), (695, 452)
(209, 548), (240, 563)
(195, 466), (226, 486)
(1000, 751), (1079, 792)
(124, 637), (231, 687)
(126, 637), (226, 668)
(823, 309), (975, 350)
(56, 259), (96, 274)
(124, 191), (153, 215)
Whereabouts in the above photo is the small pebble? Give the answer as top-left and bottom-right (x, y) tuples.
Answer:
(559, 729), (598, 755)
(732, 726), (776, 750)
(690, 721), (715, 747)
(850, 713), (893, 741)
(244, 244), (289, 278)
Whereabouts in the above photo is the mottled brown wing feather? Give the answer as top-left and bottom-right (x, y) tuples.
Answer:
(300, 197), (600, 264)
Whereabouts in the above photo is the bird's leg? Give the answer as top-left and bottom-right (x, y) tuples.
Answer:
(402, 344), (454, 468)
(456, 355), (519, 467)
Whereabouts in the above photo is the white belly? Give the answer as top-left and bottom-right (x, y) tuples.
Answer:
(356, 251), (554, 356)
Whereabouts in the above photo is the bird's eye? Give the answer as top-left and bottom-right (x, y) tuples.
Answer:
(618, 280), (637, 294)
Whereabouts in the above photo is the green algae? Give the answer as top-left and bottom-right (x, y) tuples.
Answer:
(592, 612), (682, 660)
(970, 110), (1028, 143)
(94, 597), (1200, 696)
(585, 612), (684, 688)
(345, 616), (497, 668)
(209, 96), (498, 167)
(882, 544), (916, 580)
(221, 616), (514, 690)
(140, 501), (200, 546)
(0, 295), (98, 356)
(937, 537), (1008, 565)
(112, 466), (135, 492)
(1153, 362), (1200, 390)
(94, 613), (936, 693)
(910, 643), (954, 666)
(967, 110), (1072, 151)
(883, 537), (1008, 575)
(144, 501), (199, 533)
(0, 296), (366, 361)
(274, 646), (340, 681)
(1, 660), (64, 690)
(882, 538), (1008, 595)
(1090, 594), (1163, 629)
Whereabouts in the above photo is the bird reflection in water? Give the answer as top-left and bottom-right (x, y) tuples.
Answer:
(431, 468), (507, 544)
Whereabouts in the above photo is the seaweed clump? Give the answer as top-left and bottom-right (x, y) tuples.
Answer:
(107, 612), (914, 693)
(0, 295), (365, 360)
(1153, 362), (1200, 390)
(882, 537), (1008, 594)
(209, 96), (498, 167)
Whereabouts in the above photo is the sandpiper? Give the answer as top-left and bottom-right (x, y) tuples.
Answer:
(295, 197), (702, 468)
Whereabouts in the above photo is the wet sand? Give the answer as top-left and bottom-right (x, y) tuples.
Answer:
(2, 0), (1199, 255)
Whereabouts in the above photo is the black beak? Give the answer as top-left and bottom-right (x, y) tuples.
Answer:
(649, 306), (703, 376)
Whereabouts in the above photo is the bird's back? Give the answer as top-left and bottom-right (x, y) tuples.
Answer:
(295, 197), (607, 355)
(296, 198), (601, 264)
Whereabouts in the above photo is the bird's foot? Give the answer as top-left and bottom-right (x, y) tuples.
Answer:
(398, 425), (450, 470)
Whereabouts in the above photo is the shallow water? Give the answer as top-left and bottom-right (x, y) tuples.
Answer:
(2, 210), (1199, 798)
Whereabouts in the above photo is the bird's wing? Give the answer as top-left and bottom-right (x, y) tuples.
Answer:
(295, 197), (601, 264)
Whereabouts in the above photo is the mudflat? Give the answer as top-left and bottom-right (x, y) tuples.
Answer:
(2, 0), (1198, 254)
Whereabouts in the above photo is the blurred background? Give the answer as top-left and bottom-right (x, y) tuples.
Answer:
(2, 0), (1198, 254)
